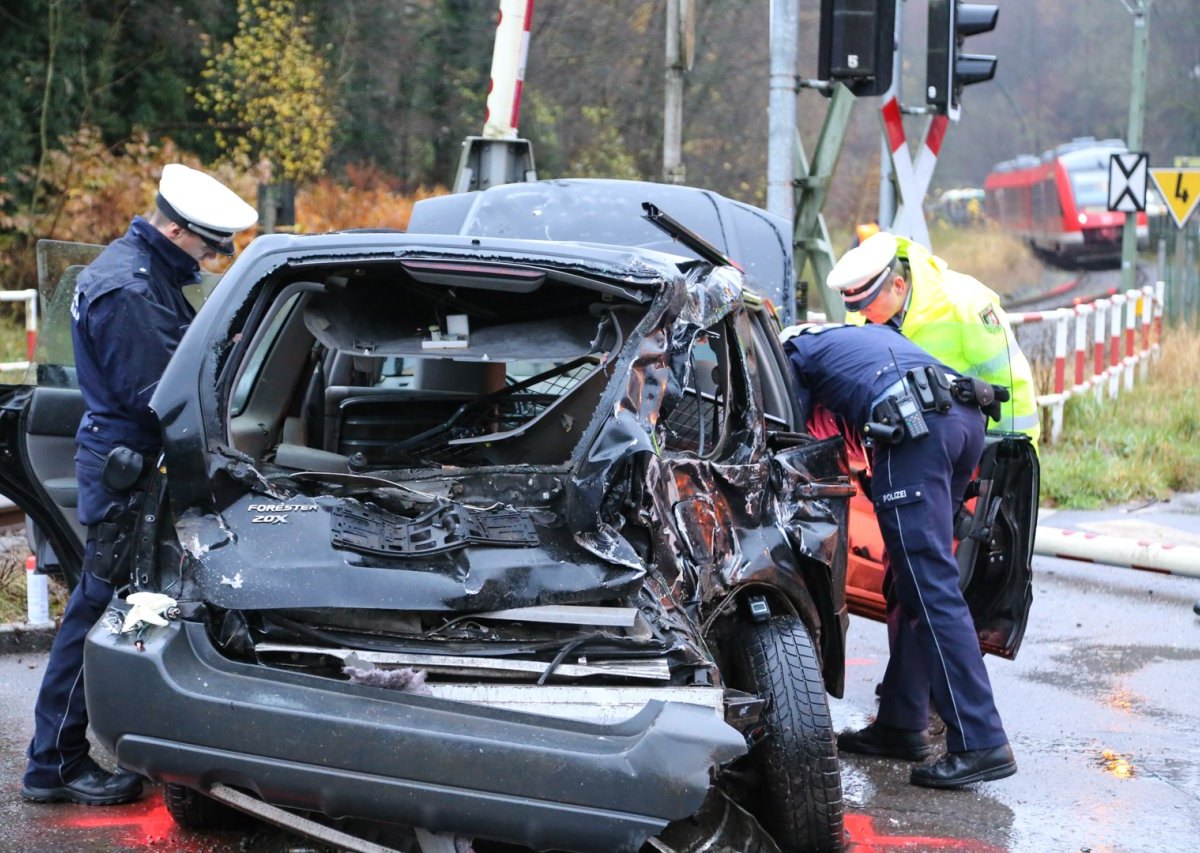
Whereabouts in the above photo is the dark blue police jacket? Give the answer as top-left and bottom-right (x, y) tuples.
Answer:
(783, 323), (959, 428)
(71, 216), (199, 458)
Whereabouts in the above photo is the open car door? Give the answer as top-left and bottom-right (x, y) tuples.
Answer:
(0, 241), (102, 588)
(844, 432), (1038, 659)
(0, 240), (222, 590)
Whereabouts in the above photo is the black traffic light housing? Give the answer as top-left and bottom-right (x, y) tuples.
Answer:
(926, 1), (998, 119)
(818, 0), (897, 97)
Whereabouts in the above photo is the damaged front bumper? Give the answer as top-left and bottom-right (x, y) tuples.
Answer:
(83, 617), (747, 853)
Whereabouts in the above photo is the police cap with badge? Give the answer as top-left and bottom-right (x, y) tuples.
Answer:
(827, 232), (901, 312)
(155, 164), (258, 256)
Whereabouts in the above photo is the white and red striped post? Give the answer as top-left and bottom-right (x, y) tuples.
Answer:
(1108, 292), (1124, 399)
(1049, 310), (1069, 441)
(1007, 283), (1167, 445)
(1138, 286), (1154, 380)
(1073, 303), (1091, 394)
(25, 293), (37, 362)
(483, 0), (534, 140)
(1122, 289), (1137, 392)
(1092, 300), (1108, 401)
(1153, 280), (1165, 363)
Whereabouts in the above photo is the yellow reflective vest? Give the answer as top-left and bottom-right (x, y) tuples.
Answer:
(849, 237), (1041, 448)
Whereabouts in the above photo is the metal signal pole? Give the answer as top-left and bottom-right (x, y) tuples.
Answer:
(664, 0), (694, 184)
(1120, 0), (1150, 293)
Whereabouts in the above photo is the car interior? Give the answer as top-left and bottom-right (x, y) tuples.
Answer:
(226, 262), (656, 473)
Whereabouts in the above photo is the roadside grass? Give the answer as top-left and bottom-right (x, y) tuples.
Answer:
(0, 541), (33, 623)
(928, 224), (1043, 298)
(0, 534), (67, 624)
(1038, 325), (1200, 508)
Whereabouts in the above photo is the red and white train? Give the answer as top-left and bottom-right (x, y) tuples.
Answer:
(984, 138), (1148, 267)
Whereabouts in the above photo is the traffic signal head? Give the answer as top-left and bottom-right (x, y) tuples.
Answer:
(926, 1), (998, 119)
(818, 0), (898, 97)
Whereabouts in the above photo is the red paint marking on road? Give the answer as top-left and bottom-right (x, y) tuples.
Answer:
(845, 814), (1007, 852)
(55, 797), (210, 850)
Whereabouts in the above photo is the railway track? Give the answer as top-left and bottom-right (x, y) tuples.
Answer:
(0, 500), (25, 530)
(1004, 262), (1156, 367)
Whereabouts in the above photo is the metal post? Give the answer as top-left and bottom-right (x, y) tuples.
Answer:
(878, 0), (903, 228)
(664, 0), (687, 184)
(453, 0), (537, 193)
(1119, 0), (1149, 294)
(794, 84), (857, 323)
(767, 0), (799, 219)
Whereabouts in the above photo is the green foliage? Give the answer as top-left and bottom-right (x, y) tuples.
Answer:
(195, 0), (334, 182)
(565, 107), (642, 180)
(1039, 344), (1200, 508)
(0, 0), (223, 194)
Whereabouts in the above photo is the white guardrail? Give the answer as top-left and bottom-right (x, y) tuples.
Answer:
(1007, 281), (1165, 444)
(0, 289), (39, 373)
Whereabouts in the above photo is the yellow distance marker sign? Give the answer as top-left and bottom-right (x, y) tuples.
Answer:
(1150, 167), (1200, 229)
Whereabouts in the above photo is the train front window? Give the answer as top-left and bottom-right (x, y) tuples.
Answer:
(1069, 169), (1109, 211)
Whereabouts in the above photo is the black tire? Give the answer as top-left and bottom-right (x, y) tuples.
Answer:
(163, 783), (253, 832)
(731, 615), (843, 853)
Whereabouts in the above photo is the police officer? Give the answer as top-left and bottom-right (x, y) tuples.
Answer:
(784, 322), (1017, 789)
(22, 164), (257, 805)
(829, 231), (1040, 449)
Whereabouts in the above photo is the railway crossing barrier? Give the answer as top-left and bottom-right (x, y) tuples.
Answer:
(0, 289), (38, 375)
(1008, 281), (1165, 443)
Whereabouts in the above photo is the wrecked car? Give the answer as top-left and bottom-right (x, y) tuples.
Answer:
(1, 179), (1035, 853)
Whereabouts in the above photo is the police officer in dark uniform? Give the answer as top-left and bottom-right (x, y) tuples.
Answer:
(22, 164), (257, 806)
(784, 322), (1017, 789)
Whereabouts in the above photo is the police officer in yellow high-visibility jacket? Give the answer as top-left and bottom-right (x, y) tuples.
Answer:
(828, 232), (1040, 449)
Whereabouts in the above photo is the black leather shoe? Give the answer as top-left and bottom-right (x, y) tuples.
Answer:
(21, 768), (143, 806)
(910, 744), (1017, 789)
(837, 722), (933, 761)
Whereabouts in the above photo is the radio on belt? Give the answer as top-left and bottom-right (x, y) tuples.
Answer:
(895, 392), (930, 439)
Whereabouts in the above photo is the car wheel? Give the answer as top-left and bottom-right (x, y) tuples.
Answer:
(732, 615), (843, 853)
(163, 783), (252, 831)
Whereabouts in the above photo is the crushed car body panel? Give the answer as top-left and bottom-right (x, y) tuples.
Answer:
(86, 618), (746, 853)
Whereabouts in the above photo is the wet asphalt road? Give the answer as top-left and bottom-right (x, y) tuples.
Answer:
(2, 494), (1198, 853)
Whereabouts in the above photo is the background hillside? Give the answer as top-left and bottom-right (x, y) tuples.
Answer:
(0, 0), (1195, 256)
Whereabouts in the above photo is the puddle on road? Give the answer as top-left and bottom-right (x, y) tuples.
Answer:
(1095, 749), (1136, 779)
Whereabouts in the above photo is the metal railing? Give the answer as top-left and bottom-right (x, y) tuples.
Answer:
(0, 289), (39, 373)
(1008, 282), (1165, 443)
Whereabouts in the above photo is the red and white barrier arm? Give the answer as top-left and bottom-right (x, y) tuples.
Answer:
(1035, 526), (1200, 580)
(483, 0), (534, 140)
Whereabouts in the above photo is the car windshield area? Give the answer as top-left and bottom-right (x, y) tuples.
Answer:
(225, 258), (646, 472)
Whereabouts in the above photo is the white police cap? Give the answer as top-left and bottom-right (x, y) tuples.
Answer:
(826, 231), (900, 311)
(155, 164), (258, 256)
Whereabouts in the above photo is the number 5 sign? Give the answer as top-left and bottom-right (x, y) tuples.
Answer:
(1150, 166), (1200, 229)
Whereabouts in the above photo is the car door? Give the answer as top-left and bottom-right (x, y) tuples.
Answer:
(0, 240), (102, 588)
(0, 239), (223, 589)
(844, 433), (1038, 659)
